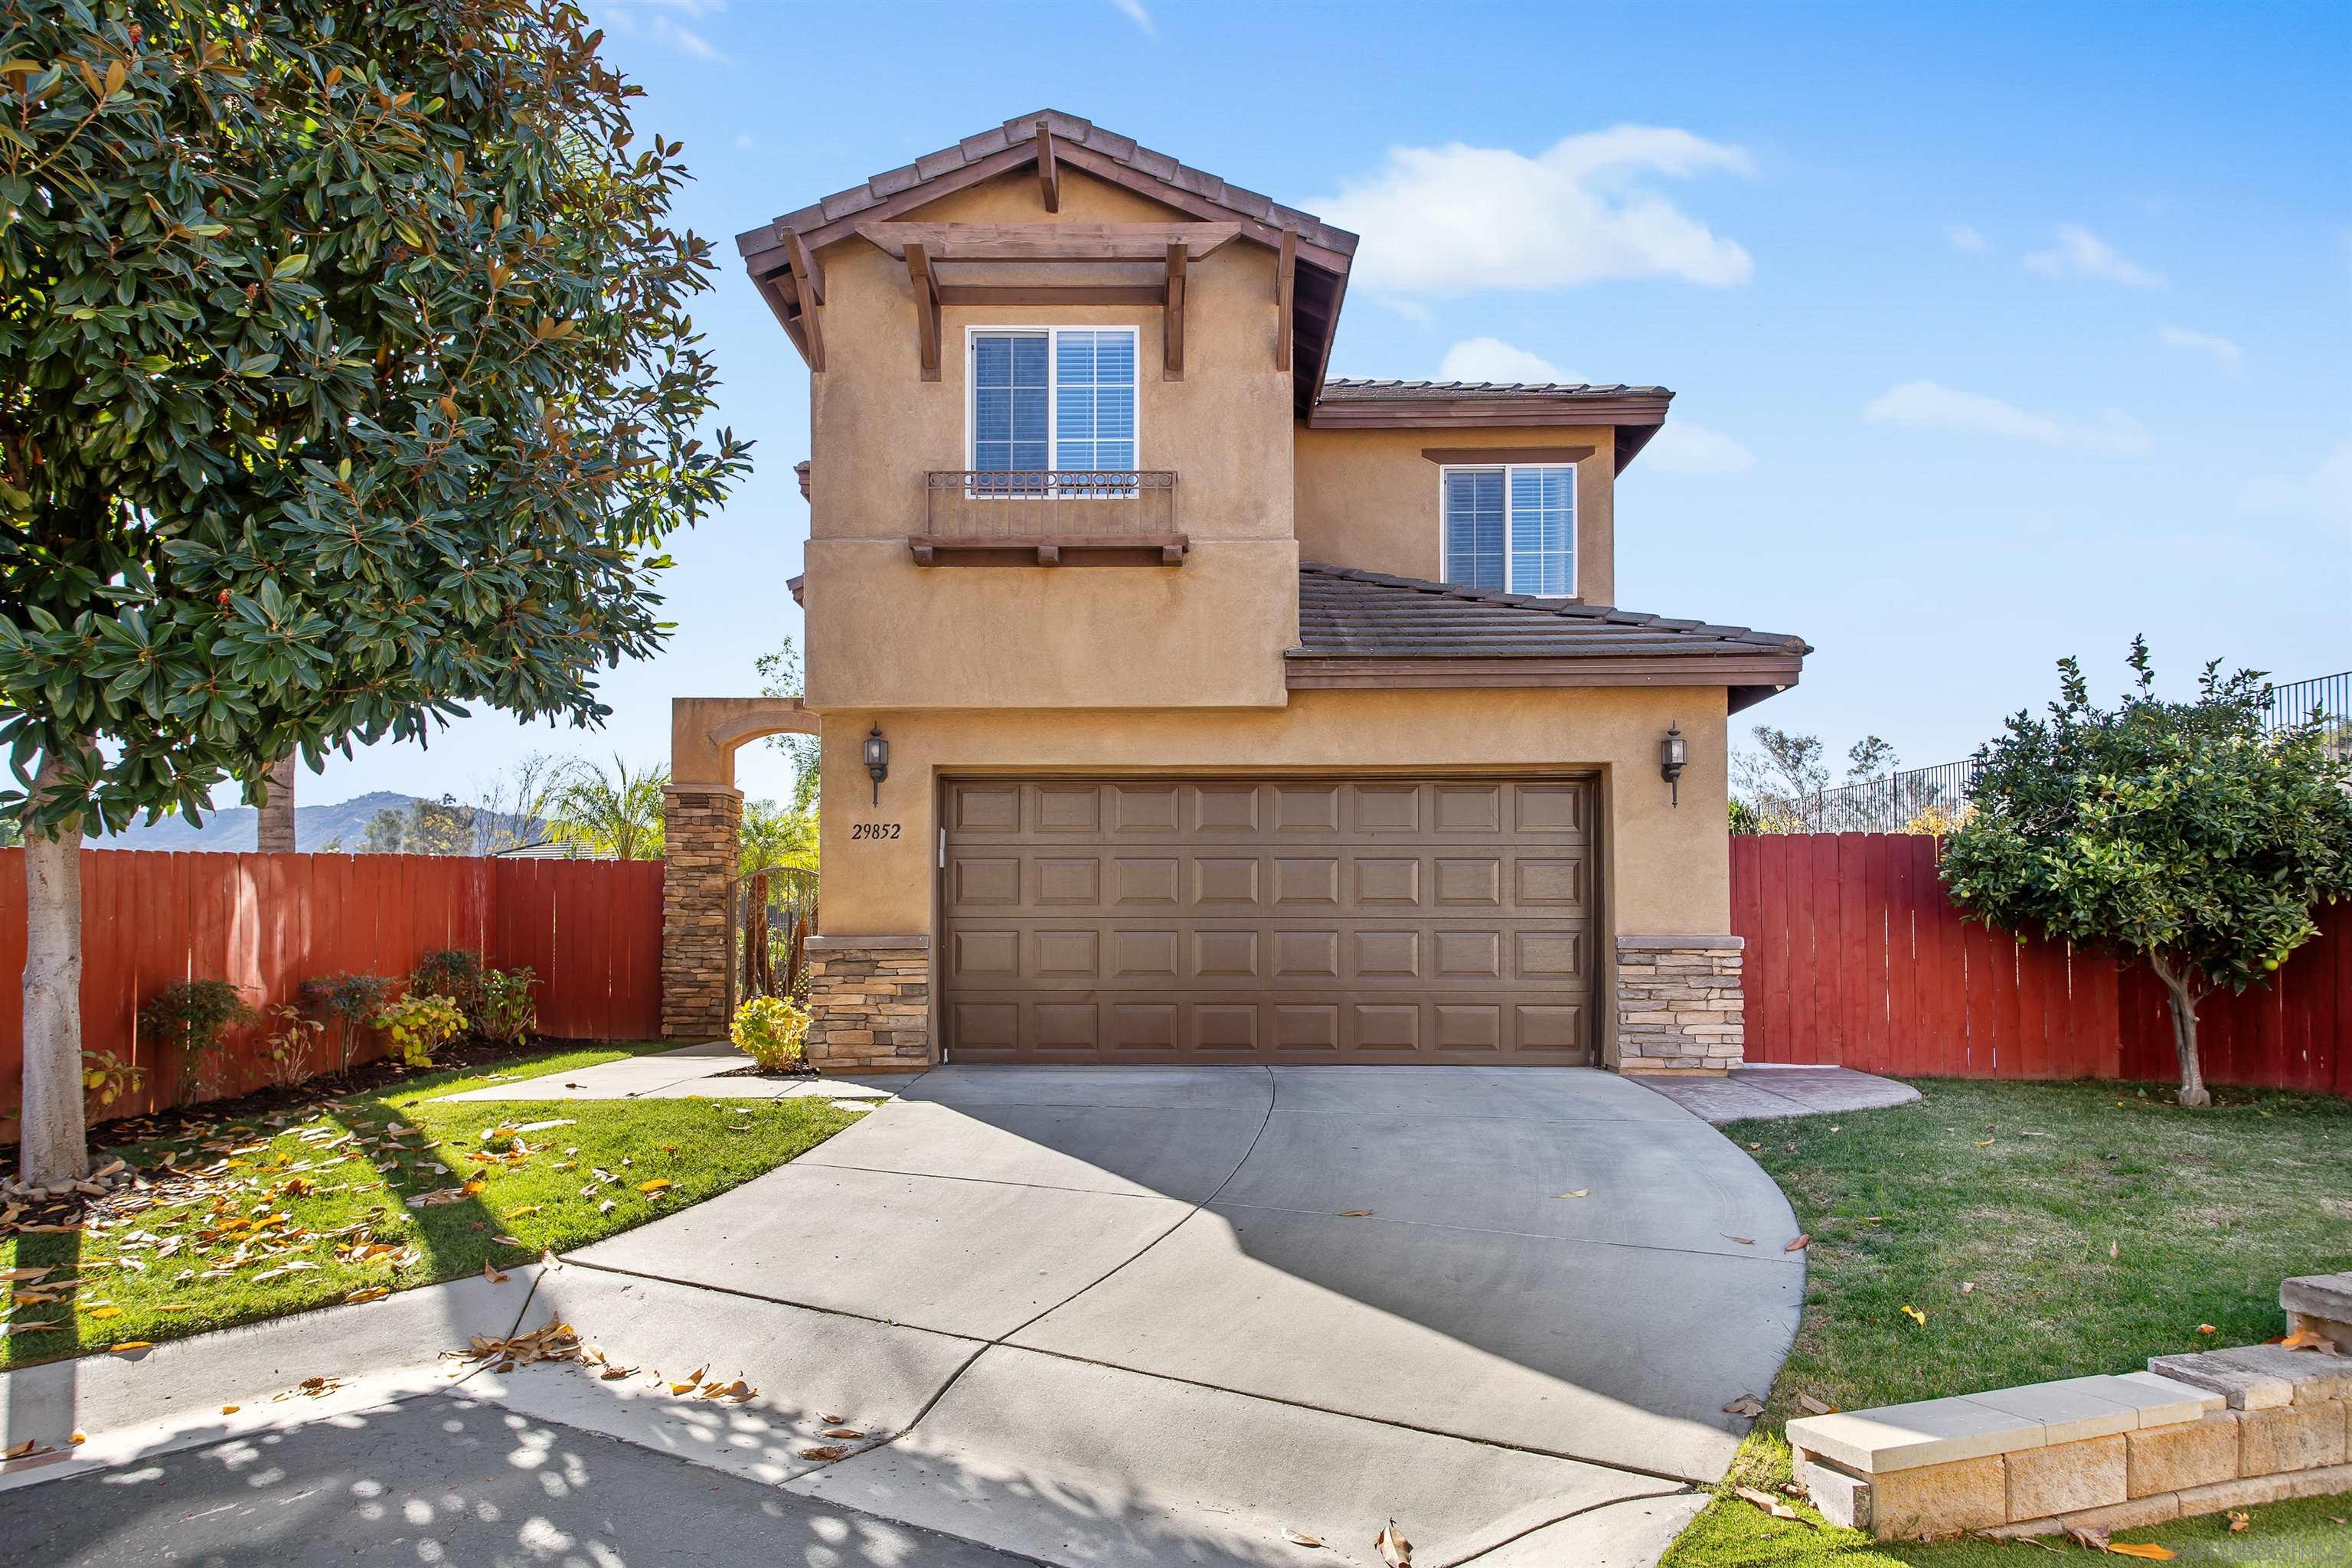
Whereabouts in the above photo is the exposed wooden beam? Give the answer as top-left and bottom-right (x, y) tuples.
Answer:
(1275, 229), (1295, 373)
(905, 241), (940, 381)
(933, 284), (1165, 306)
(782, 230), (825, 305)
(856, 220), (1242, 263)
(1163, 241), (1186, 381)
(781, 237), (825, 372)
(1047, 141), (1356, 272)
(1035, 120), (1060, 213)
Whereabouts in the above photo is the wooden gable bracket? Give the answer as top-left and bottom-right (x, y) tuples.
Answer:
(782, 229), (826, 372)
(1163, 242), (1186, 380)
(1275, 229), (1295, 373)
(1035, 120), (1060, 213)
(904, 240), (942, 381)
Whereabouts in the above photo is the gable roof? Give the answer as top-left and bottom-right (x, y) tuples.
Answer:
(1291, 563), (1806, 710)
(738, 109), (1357, 416)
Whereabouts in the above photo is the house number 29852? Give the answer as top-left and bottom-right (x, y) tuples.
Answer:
(851, 822), (901, 840)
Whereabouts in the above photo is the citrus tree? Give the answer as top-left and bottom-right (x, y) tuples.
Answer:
(1941, 642), (2352, 1106)
(1, 2), (749, 1179)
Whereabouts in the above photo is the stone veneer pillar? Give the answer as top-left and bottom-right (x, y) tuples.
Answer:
(1614, 934), (1745, 1073)
(660, 784), (741, 1038)
(803, 936), (933, 1072)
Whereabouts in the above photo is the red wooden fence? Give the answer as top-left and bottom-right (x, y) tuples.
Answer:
(1733, 835), (2350, 1096)
(0, 851), (665, 1127)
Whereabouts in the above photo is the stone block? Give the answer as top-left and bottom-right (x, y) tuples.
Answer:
(2237, 1403), (2347, 1474)
(2285, 1460), (2352, 1499)
(2006, 1434), (2126, 1521)
(2282, 1272), (2352, 1328)
(1873, 1454), (2007, 1538)
(2213, 1344), (2352, 1405)
(1790, 1398), (2044, 1475)
(2150, 1350), (2293, 1411)
(1796, 1456), (1870, 1531)
(2176, 1473), (2294, 1514)
(2053, 1493), (2183, 1534)
(2128, 1411), (2241, 1496)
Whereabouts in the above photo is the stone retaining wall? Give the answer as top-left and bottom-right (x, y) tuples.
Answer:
(1791, 1272), (2352, 1540)
(1614, 935), (1744, 1073)
(803, 936), (932, 1073)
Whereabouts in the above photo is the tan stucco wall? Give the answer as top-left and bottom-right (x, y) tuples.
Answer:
(815, 684), (1731, 941)
(802, 166), (1298, 710)
(1292, 426), (1618, 606)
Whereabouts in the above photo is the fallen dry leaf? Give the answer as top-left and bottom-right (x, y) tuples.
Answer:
(1723, 1235), (1755, 1246)
(1961, 1282), (1976, 1295)
(345, 1287), (390, 1305)
(1, 1266), (51, 1284)
(822, 1426), (864, 1439)
(2109, 1240), (2120, 1259)
(221, 1404), (240, 1415)
(1723, 1393), (1765, 1418)
(2197, 1324), (2218, 1335)
(5, 1438), (45, 1459)
(1554, 1191), (1589, 1200)
(1283, 1527), (1326, 1548)
(482, 1261), (508, 1285)
(2282, 1329), (2338, 1353)
(1901, 1305), (1927, 1328)
(2105, 1547), (2176, 1561)
(1785, 1234), (1811, 1253)
(109, 1341), (154, 1354)
(1797, 1394), (1834, 1416)
(637, 1178), (672, 1194)
(798, 1444), (849, 1462)
(1736, 1485), (1801, 1521)
(1374, 1520), (1411, 1567)
(1337, 1210), (1374, 1218)
(2226, 1511), (2251, 1533)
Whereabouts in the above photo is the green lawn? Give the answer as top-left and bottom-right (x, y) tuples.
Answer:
(1661, 1077), (2352, 1567)
(1, 1043), (862, 1367)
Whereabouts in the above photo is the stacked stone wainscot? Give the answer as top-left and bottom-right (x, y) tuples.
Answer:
(660, 784), (743, 1039)
(804, 936), (932, 1072)
(1615, 934), (1744, 1073)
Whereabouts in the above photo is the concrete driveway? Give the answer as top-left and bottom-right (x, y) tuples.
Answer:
(552, 1063), (1805, 1564)
(2, 1063), (1802, 1567)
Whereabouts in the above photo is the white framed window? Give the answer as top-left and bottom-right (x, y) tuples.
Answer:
(967, 327), (1138, 475)
(1440, 463), (1576, 597)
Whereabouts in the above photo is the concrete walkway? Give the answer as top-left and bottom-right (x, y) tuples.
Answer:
(2, 1064), (1806, 1568)
(1628, 1064), (1921, 1124)
(439, 1038), (902, 1103)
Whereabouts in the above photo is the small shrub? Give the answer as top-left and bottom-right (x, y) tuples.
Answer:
(299, 972), (392, 1069)
(730, 995), (808, 1072)
(81, 1049), (144, 1115)
(374, 992), (468, 1068)
(477, 967), (538, 1046)
(259, 1004), (325, 1089)
(139, 979), (259, 1105)
(408, 949), (487, 1025)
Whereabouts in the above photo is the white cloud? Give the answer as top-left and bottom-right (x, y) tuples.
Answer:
(1863, 381), (2151, 454)
(1110, 0), (1156, 35)
(2241, 440), (2352, 528)
(2158, 325), (2243, 372)
(1643, 421), (1757, 475)
(735, 132), (754, 151)
(1946, 224), (1989, 253)
(1437, 337), (1576, 385)
(2023, 224), (2166, 289)
(1318, 126), (1756, 295)
(593, 0), (721, 59)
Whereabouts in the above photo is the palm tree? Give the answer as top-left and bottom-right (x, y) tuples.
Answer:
(546, 755), (669, 861)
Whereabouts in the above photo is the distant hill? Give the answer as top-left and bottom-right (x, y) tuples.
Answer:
(95, 792), (439, 854)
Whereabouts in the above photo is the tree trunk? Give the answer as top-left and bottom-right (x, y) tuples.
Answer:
(2150, 956), (2211, 1108)
(254, 753), (298, 854)
(20, 751), (90, 1184)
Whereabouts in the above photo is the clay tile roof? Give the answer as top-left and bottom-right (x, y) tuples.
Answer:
(1320, 378), (1674, 401)
(1293, 563), (1808, 662)
(763, 109), (1357, 259)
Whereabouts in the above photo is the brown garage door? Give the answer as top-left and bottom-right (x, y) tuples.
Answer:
(942, 776), (1595, 1064)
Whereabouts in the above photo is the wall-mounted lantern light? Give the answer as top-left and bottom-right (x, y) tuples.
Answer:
(863, 723), (890, 805)
(1661, 721), (1687, 807)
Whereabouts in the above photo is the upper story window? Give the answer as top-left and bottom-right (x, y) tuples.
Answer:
(970, 328), (1137, 472)
(1441, 464), (1576, 597)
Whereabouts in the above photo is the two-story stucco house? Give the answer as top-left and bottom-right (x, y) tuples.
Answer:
(670, 110), (1807, 1076)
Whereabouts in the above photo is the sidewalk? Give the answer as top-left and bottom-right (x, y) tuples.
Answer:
(438, 1040), (906, 1103)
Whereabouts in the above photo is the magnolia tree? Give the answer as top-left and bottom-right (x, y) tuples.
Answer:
(1, 2), (748, 1179)
(1941, 642), (2352, 1106)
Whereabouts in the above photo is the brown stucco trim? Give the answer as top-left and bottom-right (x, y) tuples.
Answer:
(1419, 446), (1596, 466)
(1283, 653), (1804, 691)
(1307, 394), (1670, 430)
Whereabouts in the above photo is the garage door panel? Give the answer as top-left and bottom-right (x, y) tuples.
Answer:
(942, 776), (1594, 1065)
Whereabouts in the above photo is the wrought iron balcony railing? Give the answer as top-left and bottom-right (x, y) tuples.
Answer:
(916, 470), (1183, 565)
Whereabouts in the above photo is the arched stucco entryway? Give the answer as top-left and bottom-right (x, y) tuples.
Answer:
(662, 697), (818, 1038)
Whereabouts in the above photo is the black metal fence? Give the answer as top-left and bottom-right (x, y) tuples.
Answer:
(1741, 668), (2350, 835)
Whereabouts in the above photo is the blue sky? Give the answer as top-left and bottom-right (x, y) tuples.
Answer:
(288, 0), (2351, 812)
